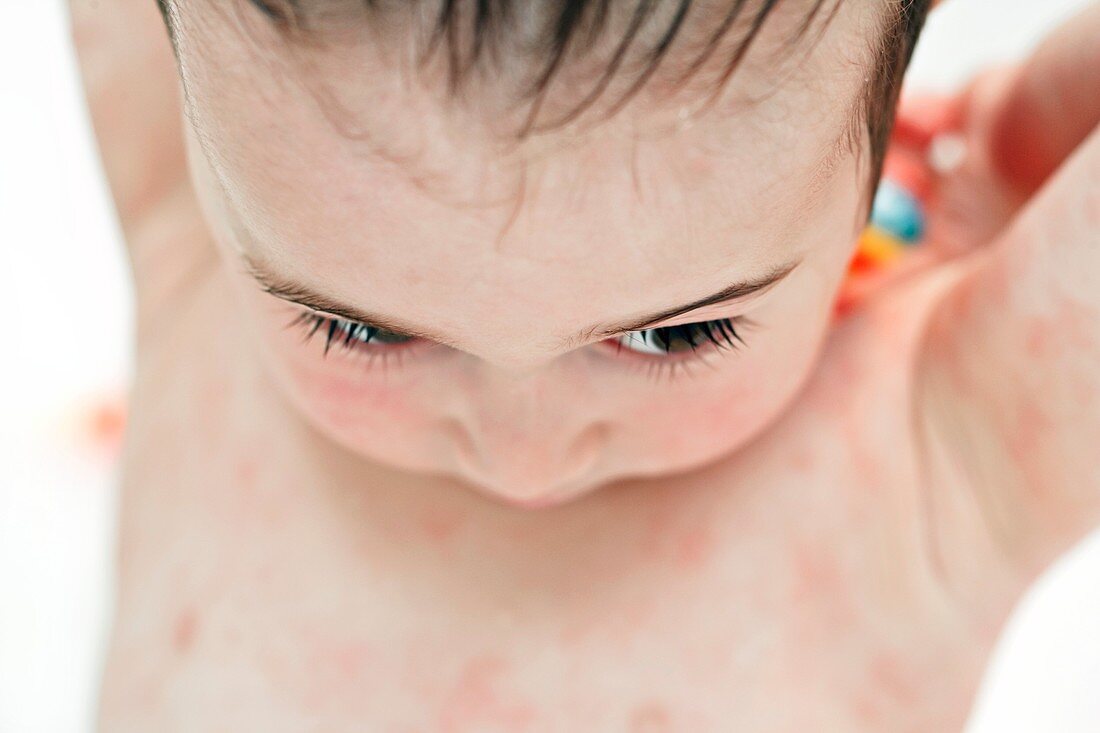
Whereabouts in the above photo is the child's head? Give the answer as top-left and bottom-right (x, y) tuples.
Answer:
(159, 0), (929, 506)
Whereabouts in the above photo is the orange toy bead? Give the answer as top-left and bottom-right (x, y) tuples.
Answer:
(848, 225), (906, 274)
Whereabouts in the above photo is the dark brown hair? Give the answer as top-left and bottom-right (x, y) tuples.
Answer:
(159, 0), (931, 195)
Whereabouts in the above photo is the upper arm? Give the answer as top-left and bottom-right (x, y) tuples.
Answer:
(915, 121), (1100, 578)
(912, 3), (1100, 580)
(69, 0), (218, 335)
(69, 0), (184, 230)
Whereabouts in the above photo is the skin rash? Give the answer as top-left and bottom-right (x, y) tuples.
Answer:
(68, 0), (1100, 730)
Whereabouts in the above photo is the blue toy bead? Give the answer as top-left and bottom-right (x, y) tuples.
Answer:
(870, 179), (926, 244)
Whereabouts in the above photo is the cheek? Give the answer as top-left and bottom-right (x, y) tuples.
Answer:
(613, 305), (831, 472)
(629, 361), (804, 466)
(271, 345), (450, 472)
(277, 345), (419, 431)
(238, 288), (456, 473)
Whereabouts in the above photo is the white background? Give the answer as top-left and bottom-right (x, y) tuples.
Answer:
(0, 0), (1097, 730)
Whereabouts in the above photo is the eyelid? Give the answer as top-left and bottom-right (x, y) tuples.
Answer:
(632, 282), (779, 334)
(305, 307), (417, 338)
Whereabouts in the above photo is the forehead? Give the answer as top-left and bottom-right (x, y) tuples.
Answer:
(175, 0), (879, 356)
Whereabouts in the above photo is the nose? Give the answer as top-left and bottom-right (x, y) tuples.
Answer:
(444, 369), (611, 505)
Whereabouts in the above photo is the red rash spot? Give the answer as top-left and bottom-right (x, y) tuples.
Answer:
(419, 507), (464, 545)
(851, 692), (886, 727)
(850, 444), (885, 488)
(638, 509), (714, 570)
(869, 652), (916, 704)
(328, 641), (373, 680)
(1024, 297), (1096, 360)
(1017, 299), (1099, 490)
(789, 540), (841, 603)
(437, 655), (535, 733)
(172, 608), (199, 654)
(1006, 397), (1057, 497)
(235, 457), (259, 488)
(629, 701), (672, 732)
(1055, 297), (1098, 353)
(843, 418), (886, 490)
(672, 523), (715, 571)
(1024, 319), (1052, 359)
(946, 278), (979, 321)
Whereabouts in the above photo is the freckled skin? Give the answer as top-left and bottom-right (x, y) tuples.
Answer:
(71, 1), (1100, 732)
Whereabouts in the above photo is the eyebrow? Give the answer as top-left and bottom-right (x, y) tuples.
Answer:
(242, 253), (800, 349)
(585, 259), (799, 339)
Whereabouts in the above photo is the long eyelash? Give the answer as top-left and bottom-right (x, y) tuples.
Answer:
(286, 308), (754, 380)
(612, 317), (757, 381)
(655, 317), (748, 353)
(650, 319), (750, 381)
(287, 311), (381, 357)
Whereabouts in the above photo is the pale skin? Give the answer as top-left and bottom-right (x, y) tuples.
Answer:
(68, 0), (1099, 730)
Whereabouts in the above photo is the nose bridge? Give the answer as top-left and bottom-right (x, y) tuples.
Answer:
(446, 359), (611, 497)
(470, 360), (579, 434)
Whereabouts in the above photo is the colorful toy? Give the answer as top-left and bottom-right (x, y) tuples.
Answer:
(835, 114), (964, 316)
(835, 166), (930, 318)
(847, 174), (927, 275)
(870, 178), (926, 244)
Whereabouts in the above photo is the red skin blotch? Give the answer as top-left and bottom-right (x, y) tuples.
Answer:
(789, 541), (842, 604)
(235, 457), (259, 489)
(437, 655), (536, 733)
(172, 608), (199, 655)
(628, 701), (672, 732)
(419, 507), (465, 545)
(672, 523), (715, 571)
(868, 652), (917, 705)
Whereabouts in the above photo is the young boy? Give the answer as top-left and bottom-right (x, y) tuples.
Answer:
(70, 0), (1099, 729)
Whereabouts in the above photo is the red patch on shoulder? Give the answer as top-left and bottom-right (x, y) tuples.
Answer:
(172, 608), (199, 654)
(1006, 397), (1058, 498)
